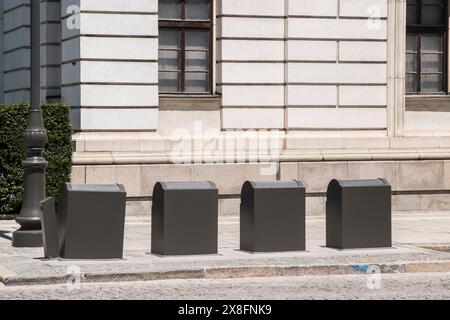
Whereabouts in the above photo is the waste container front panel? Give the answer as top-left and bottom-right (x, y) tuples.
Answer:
(254, 188), (305, 252)
(326, 179), (392, 250)
(60, 184), (126, 259)
(151, 182), (218, 256)
(240, 181), (305, 253)
(341, 187), (391, 249)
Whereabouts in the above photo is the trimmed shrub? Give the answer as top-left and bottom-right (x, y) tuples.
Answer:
(0, 103), (72, 216)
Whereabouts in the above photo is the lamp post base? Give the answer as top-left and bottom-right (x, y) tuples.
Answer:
(12, 229), (43, 248)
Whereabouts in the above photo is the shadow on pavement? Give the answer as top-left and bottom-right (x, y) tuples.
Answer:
(0, 230), (12, 241)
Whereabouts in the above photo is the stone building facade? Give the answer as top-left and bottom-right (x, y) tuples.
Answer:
(1, 0), (450, 215)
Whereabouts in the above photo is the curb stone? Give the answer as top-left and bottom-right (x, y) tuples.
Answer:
(2, 260), (450, 287)
(0, 264), (17, 285)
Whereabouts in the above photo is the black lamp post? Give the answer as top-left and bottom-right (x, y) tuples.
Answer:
(12, 0), (48, 248)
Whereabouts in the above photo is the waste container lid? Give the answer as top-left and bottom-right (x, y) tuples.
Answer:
(337, 179), (387, 187)
(66, 183), (125, 192)
(160, 181), (217, 190)
(248, 180), (303, 189)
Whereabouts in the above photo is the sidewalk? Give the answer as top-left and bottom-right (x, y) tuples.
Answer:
(0, 212), (450, 286)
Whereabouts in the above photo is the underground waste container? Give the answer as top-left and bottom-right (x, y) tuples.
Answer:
(151, 181), (218, 256)
(326, 179), (392, 249)
(240, 180), (306, 253)
(40, 183), (127, 259)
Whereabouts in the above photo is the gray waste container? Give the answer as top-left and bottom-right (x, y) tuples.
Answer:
(240, 180), (306, 252)
(151, 182), (218, 256)
(41, 183), (127, 259)
(326, 179), (392, 249)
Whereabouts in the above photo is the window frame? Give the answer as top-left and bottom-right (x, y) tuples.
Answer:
(158, 0), (214, 94)
(406, 0), (448, 94)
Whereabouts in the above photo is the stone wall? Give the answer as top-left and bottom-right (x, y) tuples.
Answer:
(217, 0), (388, 131)
(4, 0), (450, 136)
(217, 0), (285, 129)
(2, 0), (31, 103)
(61, 0), (159, 131)
(59, 0), (393, 133)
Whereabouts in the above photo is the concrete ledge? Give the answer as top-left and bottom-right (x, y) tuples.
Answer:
(73, 148), (450, 165)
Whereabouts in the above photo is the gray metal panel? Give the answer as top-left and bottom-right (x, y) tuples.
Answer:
(59, 184), (127, 259)
(240, 180), (306, 253)
(152, 181), (218, 256)
(326, 178), (392, 249)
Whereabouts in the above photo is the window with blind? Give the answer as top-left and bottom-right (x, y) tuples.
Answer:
(158, 0), (212, 94)
(406, 0), (448, 94)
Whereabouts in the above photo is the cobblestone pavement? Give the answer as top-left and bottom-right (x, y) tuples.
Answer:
(1, 272), (450, 300)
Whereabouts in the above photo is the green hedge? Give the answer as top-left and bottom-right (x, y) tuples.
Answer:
(0, 103), (72, 216)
